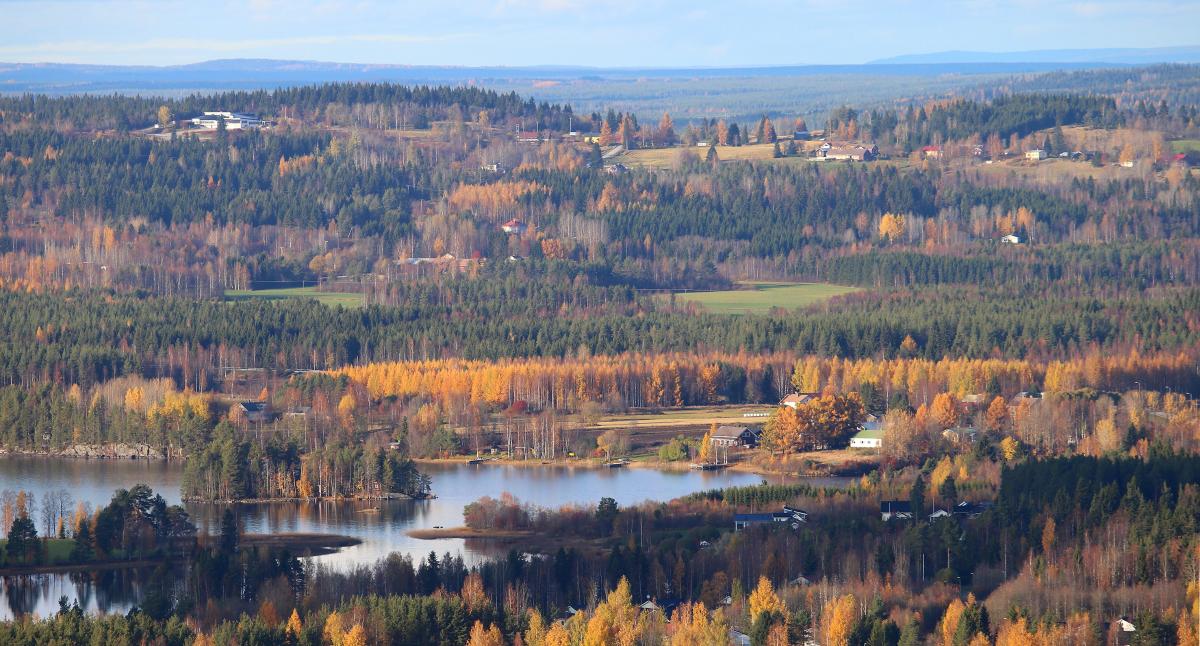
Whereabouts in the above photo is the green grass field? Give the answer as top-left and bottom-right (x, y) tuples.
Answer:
(1172, 139), (1200, 154)
(225, 286), (364, 308)
(0, 538), (75, 565)
(617, 142), (823, 170)
(668, 281), (858, 314)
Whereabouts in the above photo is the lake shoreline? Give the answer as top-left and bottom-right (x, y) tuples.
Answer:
(180, 492), (430, 504)
(0, 533), (361, 576)
(412, 455), (867, 480)
(407, 526), (532, 540)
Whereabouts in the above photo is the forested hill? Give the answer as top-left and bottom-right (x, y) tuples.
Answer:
(0, 82), (1198, 388)
(0, 83), (577, 131)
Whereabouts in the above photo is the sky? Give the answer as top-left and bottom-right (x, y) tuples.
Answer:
(1, 0), (1199, 68)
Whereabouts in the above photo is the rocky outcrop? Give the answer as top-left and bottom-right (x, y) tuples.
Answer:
(60, 443), (165, 459)
(0, 443), (167, 459)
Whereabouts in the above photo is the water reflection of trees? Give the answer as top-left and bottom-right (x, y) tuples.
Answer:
(185, 498), (429, 537)
(2, 575), (44, 617)
(70, 572), (94, 613)
(89, 569), (146, 615)
(0, 570), (151, 620)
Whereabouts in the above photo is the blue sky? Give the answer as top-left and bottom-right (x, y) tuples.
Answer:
(2, 0), (1198, 67)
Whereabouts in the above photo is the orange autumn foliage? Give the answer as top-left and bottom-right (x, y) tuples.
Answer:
(447, 181), (547, 221)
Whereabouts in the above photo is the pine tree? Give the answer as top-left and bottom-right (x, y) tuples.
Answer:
(6, 516), (39, 564)
(70, 520), (94, 562)
(762, 117), (777, 143)
(910, 475), (927, 521)
(898, 617), (922, 646)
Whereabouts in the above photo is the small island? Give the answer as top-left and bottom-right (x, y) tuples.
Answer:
(0, 484), (361, 578)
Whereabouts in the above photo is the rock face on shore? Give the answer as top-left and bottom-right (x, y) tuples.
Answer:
(61, 443), (165, 459)
(0, 443), (167, 460)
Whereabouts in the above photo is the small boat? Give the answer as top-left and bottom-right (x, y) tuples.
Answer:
(467, 457), (486, 465)
(357, 507), (381, 514)
(689, 462), (728, 471)
(605, 460), (628, 468)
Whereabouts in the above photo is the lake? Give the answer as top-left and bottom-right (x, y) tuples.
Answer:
(0, 456), (846, 618)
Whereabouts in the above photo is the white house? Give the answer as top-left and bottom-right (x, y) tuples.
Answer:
(1000, 234), (1022, 244)
(850, 421), (884, 449)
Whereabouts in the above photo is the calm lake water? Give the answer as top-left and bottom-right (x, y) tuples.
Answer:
(0, 456), (846, 618)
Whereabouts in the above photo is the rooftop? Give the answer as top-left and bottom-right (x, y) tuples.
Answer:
(853, 427), (884, 440)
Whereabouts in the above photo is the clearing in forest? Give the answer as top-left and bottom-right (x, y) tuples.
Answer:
(616, 141), (823, 169)
(224, 286), (364, 308)
(668, 281), (858, 314)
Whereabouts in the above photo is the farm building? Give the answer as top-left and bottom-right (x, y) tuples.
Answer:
(780, 392), (819, 408)
(396, 254), (481, 277)
(711, 426), (759, 448)
(1112, 618), (1137, 645)
(734, 506), (807, 531)
(954, 501), (993, 518)
(880, 500), (913, 522)
(824, 143), (878, 161)
(942, 427), (979, 445)
(236, 401), (272, 424)
(1025, 149), (1047, 161)
(850, 422), (884, 449)
(501, 219), (528, 235)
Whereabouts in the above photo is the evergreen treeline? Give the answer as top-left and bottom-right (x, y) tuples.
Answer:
(0, 129), (418, 236)
(817, 242), (1200, 288)
(996, 450), (1200, 558)
(0, 284), (1196, 387)
(685, 482), (838, 507)
(181, 423), (429, 502)
(0, 83), (576, 131)
(858, 94), (1122, 149)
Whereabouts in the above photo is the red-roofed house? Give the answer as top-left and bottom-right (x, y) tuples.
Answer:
(781, 393), (820, 409)
(501, 219), (528, 235)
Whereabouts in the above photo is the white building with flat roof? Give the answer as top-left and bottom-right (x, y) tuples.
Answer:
(192, 111), (267, 130)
